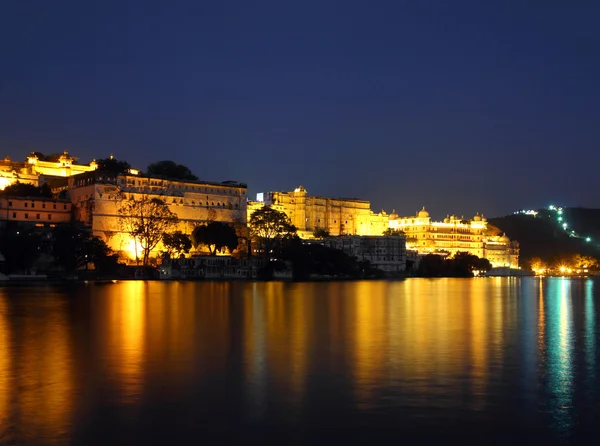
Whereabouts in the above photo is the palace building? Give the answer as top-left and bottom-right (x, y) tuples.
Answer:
(248, 186), (389, 238)
(0, 151), (98, 190)
(65, 171), (247, 262)
(388, 207), (519, 268)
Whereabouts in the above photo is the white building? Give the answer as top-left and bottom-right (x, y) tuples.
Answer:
(324, 235), (406, 275)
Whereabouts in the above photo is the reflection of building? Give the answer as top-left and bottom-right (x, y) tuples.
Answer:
(388, 207), (519, 268)
(65, 171), (247, 262)
(324, 235), (407, 274)
(0, 151), (97, 190)
(248, 186), (388, 237)
(0, 197), (72, 226)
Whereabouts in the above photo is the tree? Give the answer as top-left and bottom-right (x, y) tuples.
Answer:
(383, 228), (405, 236)
(313, 227), (330, 239)
(162, 231), (192, 258)
(248, 206), (297, 259)
(32, 152), (62, 162)
(405, 237), (418, 246)
(446, 252), (492, 277)
(529, 257), (544, 272)
(118, 196), (178, 266)
(0, 182), (53, 198)
(51, 224), (117, 273)
(572, 254), (599, 270)
(416, 254), (446, 277)
(147, 160), (198, 180)
(192, 222), (238, 255)
(96, 157), (131, 174)
(0, 224), (41, 274)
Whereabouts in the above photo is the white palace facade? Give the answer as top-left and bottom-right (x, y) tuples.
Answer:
(389, 207), (519, 268)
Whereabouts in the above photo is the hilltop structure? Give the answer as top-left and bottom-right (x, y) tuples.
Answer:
(1, 151), (247, 263)
(0, 151), (98, 190)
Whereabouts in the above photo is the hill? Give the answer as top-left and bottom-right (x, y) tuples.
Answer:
(489, 206), (600, 268)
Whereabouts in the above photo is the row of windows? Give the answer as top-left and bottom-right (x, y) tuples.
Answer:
(7, 201), (68, 210)
(122, 180), (245, 196)
(11, 212), (55, 220)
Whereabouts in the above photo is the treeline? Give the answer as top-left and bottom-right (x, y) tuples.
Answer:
(414, 252), (492, 278)
(0, 222), (119, 276)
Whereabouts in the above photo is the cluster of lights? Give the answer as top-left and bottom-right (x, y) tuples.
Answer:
(515, 204), (595, 247)
(514, 209), (539, 216)
(547, 205), (593, 243)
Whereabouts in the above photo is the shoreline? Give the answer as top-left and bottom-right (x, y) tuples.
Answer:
(1, 275), (595, 287)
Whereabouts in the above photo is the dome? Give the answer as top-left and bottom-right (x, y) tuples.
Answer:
(500, 233), (510, 243)
(389, 209), (399, 220)
(418, 206), (429, 218)
(473, 213), (481, 221)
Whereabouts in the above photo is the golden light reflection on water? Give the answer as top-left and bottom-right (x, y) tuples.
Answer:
(0, 290), (74, 445)
(0, 278), (599, 443)
(0, 296), (10, 435)
(102, 281), (146, 403)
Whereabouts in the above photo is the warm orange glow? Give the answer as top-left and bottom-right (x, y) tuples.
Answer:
(0, 296), (10, 429)
(124, 237), (144, 261)
(0, 292), (75, 443)
(103, 281), (146, 403)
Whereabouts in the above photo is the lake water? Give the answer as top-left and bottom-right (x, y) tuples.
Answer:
(0, 278), (599, 445)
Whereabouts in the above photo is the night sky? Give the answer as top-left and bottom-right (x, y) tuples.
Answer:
(1, 1), (599, 218)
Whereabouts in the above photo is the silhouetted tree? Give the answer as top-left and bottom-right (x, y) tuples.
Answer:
(32, 152), (62, 162)
(0, 182), (52, 198)
(447, 252), (491, 277)
(51, 224), (117, 273)
(192, 222), (238, 255)
(118, 196), (178, 266)
(313, 227), (330, 239)
(96, 157), (131, 174)
(416, 254), (446, 277)
(249, 206), (297, 259)
(162, 231), (192, 258)
(0, 224), (41, 274)
(383, 228), (405, 236)
(147, 160), (198, 180)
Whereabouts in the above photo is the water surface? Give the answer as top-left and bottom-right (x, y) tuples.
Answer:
(1, 278), (599, 444)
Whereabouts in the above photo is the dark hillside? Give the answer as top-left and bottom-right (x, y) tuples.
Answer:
(489, 207), (600, 266)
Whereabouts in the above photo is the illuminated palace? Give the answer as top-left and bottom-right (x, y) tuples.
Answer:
(248, 186), (389, 238)
(388, 207), (519, 268)
(0, 151), (98, 190)
(66, 170), (247, 261)
(248, 187), (519, 268)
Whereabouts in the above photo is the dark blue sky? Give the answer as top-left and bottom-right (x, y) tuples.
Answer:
(1, 0), (599, 218)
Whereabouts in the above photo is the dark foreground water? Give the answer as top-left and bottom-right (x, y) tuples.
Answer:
(1, 278), (599, 445)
